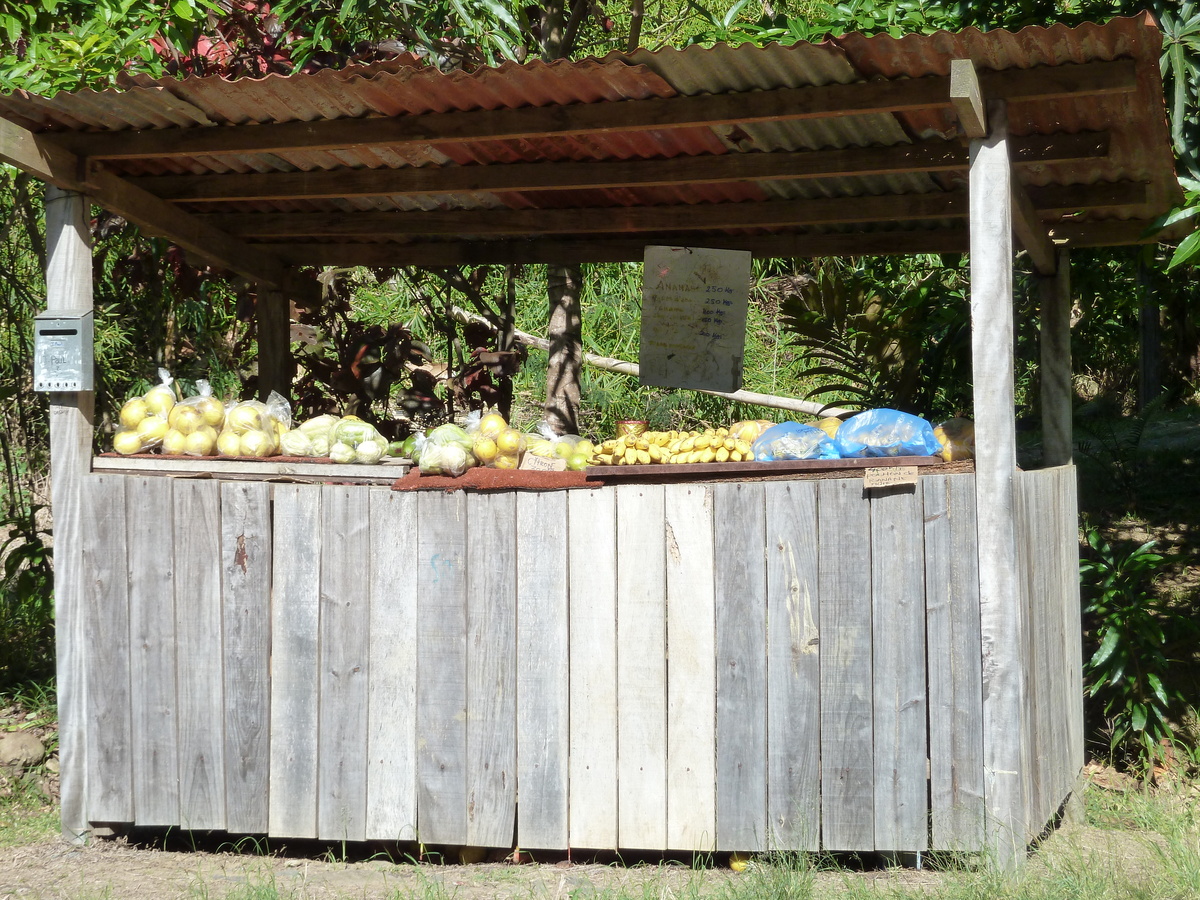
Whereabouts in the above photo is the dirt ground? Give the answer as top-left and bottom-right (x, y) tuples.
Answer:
(0, 805), (1170, 900)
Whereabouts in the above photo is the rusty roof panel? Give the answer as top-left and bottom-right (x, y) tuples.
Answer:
(0, 15), (1181, 255)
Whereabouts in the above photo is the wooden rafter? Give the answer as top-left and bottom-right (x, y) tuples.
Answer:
(950, 59), (988, 138)
(256, 226), (972, 266)
(195, 181), (1144, 239)
(54, 60), (1136, 162)
(0, 116), (287, 287)
(125, 132), (1110, 203)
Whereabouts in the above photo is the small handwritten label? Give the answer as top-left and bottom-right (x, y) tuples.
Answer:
(864, 466), (919, 488)
(519, 453), (568, 472)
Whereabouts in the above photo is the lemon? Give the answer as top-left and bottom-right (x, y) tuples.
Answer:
(567, 452), (590, 471)
(493, 454), (518, 470)
(240, 429), (274, 458)
(575, 439), (595, 456)
(162, 428), (188, 455)
(226, 404), (263, 434)
(185, 430), (216, 457)
(217, 430), (242, 457)
(478, 412), (508, 440)
(473, 437), (498, 463)
(196, 396), (226, 428)
(496, 429), (523, 455)
(143, 385), (176, 417)
(168, 404), (203, 434)
(136, 415), (169, 444)
(119, 398), (148, 430)
(112, 430), (143, 455)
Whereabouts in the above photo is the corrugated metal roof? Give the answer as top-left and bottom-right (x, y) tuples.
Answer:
(0, 13), (1181, 268)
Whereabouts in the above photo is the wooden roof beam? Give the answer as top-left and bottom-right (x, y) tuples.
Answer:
(126, 132), (1110, 204)
(257, 227), (972, 266)
(951, 59), (988, 138)
(956, 59), (1056, 274)
(0, 115), (288, 287)
(197, 181), (1145, 239)
(53, 59), (1137, 162)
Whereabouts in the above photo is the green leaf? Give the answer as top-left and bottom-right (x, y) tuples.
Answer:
(1090, 627), (1120, 667)
(1167, 229), (1200, 271)
(1130, 703), (1147, 733)
(1148, 673), (1168, 706)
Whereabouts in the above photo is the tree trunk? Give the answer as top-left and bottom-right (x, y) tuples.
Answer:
(539, 0), (584, 435)
(544, 263), (583, 434)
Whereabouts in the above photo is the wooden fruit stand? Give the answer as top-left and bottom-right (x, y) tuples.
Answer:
(0, 13), (1182, 865)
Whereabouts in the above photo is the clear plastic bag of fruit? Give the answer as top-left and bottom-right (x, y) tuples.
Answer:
(752, 421), (840, 461)
(523, 422), (581, 461)
(161, 379), (225, 457)
(834, 408), (940, 458)
(217, 392), (291, 458)
(114, 368), (177, 454)
(418, 423), (476, 476)
(466, 409), (523, 469)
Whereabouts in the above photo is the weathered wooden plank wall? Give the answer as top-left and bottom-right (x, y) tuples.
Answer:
(75, 468), (1080, 855)
(924, 475), (984, 851)
(1016, 466), (1082, 839)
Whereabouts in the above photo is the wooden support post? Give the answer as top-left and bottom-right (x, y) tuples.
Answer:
(45, 185), (95, 843)
(950, 59), (987, 138)
(1039, 250), (1073, 467)
(256, 288), (293, 402)
(969, 102), (1028, 868)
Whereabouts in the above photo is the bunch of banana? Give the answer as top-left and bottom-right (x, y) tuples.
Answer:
(588, 428), (756, 466)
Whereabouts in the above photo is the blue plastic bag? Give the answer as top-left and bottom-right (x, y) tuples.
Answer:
(834, 408), (941, 458)
(752, 422), (840, 461)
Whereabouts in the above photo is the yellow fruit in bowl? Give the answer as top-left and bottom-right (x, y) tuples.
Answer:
(474, 437), (498, 464)
(478, 413), (508, 440)
(119, 398), (148, 430)
(161, 428), (188, 455)
(112, 430), (143, 456)
(496, 429), (522, 455)
(136, 415), (169, 444)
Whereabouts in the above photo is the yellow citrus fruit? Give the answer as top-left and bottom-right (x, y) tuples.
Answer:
(196, 396), (226, 428)
(493, 454), (518, 470)
(112, 430), (143, 455)
(478, 413), (508, 440)
(473, 437), (498, 463)
(119, 398), (148, 430)
(161, 429), (188, 455)
(575, 439), (595, 456)
(730, 852), (753, 872)
(136, 415), (169, 444)
(567, 452), (589, 471)
(496, 429), (522, 455)
(217, 430), (242, 457)
(168, 404), (203, 434)
(226, 404), (263, 434)
(143, 385), (175, 417)
(185, 430), (216, 457)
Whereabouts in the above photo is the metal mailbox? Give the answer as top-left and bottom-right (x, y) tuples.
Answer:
(34, 310), (93, 392)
